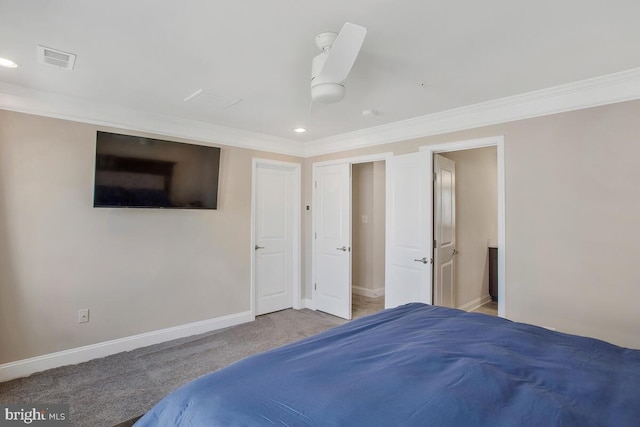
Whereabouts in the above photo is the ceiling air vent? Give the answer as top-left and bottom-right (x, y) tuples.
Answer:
(37, 45), (76, 70)
(183, 89), (242, 110)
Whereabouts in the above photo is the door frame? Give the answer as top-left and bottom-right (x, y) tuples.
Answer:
(251, 158), (302, 319)
(420, 136), (506, 317)
(311, 153), (393, 311)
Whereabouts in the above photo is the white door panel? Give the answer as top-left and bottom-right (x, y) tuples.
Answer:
(385, 151), (432, 308)
(255, 163), (294, 315)
(434, 154), (456, 308)
(314, 163), (351, 319)
(258, 253), (286, 296)
(258, 172), (287, 238)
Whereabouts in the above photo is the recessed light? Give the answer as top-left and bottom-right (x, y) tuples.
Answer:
(294, 127), (307, 133)
(0, 57), (18, 68)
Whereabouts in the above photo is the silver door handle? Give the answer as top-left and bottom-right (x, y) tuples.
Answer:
(336, 246), (347, 252)
(414, 257), (429, 264)
(255, 244), (264, 250)
(451, 249), (459, 256)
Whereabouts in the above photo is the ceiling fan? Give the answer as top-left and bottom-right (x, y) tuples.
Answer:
(311, 22), (367, 103)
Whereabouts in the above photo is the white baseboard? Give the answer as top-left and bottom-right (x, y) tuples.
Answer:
(458, 294), (493, 312)
(352, 286), (385, 298)
(301, 298), (315, 310)
(0, 310), (253, 382)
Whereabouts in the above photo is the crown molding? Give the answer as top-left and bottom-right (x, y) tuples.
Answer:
(3, 67), (640, 159)
(303, 67), (640, 157)
(0, 82), (305, 157)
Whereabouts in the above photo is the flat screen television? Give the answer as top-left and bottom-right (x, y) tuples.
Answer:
(93, 131), (221, 209)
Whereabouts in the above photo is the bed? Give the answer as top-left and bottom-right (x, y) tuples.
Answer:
(135, 303), (640, 426)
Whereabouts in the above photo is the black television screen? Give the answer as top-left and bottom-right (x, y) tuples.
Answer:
(93, 131), (221, 209)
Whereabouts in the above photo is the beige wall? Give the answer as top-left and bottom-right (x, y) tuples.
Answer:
(0, 110), (302, 363)
(304, 99), (640, 349)
(3, 97), (640, 364)
(441, 147), (497, 309)
(352, 163), (374, 291)
(351, 162), (385, 294)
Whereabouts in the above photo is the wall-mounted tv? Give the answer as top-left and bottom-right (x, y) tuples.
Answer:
(93, 131), (221, 209)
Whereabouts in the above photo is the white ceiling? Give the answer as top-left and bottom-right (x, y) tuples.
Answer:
(1, 0), (640, 144)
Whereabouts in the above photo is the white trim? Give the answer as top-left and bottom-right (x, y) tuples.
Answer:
(312, 152), (394, 168)
(251, 158), (302, 317)
(3, 67), (640, 159)
(251, 158), (257, 317)
(0, 82), (304, 157)
(419, 136), (503, 153)
(421, 136), (507, 318)
(0, 311), (253, 382)
(496, 141), (506, 318)
(301, 298), (315, 310)
(304, 67), (640, 157)
(352, 286), (385, 298)
(458, 295), (493, 312)
(311, 166), (318, 310)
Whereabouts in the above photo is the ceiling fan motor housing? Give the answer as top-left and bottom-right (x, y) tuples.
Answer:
(311, 83), (345, 103)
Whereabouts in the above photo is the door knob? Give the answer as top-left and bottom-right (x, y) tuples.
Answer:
(336, 246), (347, 252)
(451, 249), (459, 256)
(414, 257), (429, 264)
(255, 244), (265, 250)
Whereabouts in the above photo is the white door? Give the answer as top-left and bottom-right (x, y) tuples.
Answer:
(433, 154), (456, 308)
(254, 162), (295, 315)
(314, 163), (351, 319)
(385, 151), (432, 308)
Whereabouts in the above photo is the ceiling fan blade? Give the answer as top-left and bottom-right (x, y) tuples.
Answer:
(314, 23), (367, 85)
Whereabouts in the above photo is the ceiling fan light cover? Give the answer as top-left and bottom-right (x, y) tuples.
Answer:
(311, 83), (345, 103)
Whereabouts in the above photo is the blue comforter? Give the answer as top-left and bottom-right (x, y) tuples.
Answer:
(135, 304), (640, 426)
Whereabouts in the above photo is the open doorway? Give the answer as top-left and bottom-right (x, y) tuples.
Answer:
(312, 153), (391, 320)
(351, 161), (386, 318)
(363, 137), (504, 316)
(433, 147), (498, 316)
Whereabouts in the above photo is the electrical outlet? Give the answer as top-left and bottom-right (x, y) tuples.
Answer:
(78, 309), (89, 323)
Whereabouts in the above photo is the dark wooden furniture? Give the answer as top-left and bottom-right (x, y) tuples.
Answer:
(489, 246), (498, 301)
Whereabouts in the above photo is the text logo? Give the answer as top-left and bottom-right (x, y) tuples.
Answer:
(1, 405), (69, 426)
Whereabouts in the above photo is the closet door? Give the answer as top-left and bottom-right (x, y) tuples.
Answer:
(385, 151), (432, 308)
(314, 163), (352, 319)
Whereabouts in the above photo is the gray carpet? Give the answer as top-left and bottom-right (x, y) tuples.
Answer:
(0, 308), (347, 427)
(471, 301), (499, 316)
(352, 293), (385, 318)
